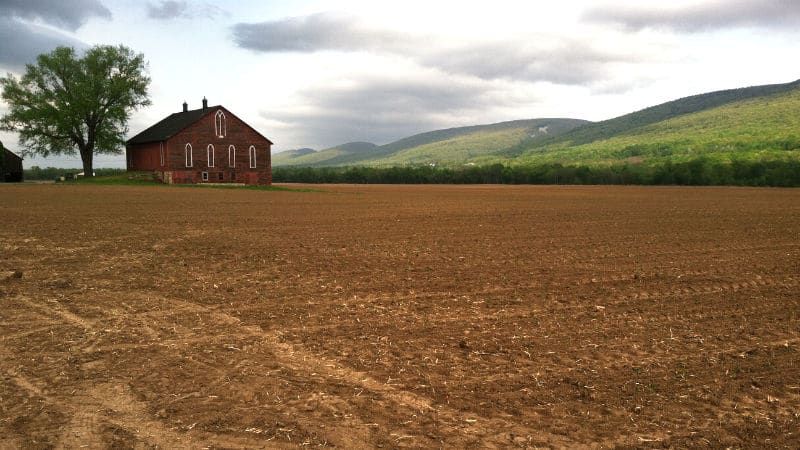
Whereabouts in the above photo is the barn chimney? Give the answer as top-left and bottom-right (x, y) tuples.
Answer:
(182, 101), (188, 112)
(202, 97), (208, 109)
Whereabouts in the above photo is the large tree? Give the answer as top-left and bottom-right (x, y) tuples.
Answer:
(0, 45), (150, 176)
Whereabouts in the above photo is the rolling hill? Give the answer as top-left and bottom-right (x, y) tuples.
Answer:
(272, 119), (588, 167)
(272, 142), (377, 166)
(509, 79), (800, 167)
(278, 148), (316, 158)
(273, 78), (800, 171)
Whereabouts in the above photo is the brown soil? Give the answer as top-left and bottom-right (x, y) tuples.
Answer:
(0, 183), (798, 449)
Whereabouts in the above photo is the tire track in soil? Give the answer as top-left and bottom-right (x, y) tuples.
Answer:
(8, 291), (578, 447)
(16, 297), (94, 330)
(8, 372), (274, 449)
(84, 332), (255, 353)
(2, 330), (280, 449)
(1, 324), (61, 341)
(149, 293), (580, 448)
(30, 279), (795, 368)
(261, 280), (798, 447)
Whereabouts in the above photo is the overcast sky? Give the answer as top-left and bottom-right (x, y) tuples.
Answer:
(1, 0), (799, 168)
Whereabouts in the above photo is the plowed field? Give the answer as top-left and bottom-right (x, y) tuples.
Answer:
(1, 184), (798, 448)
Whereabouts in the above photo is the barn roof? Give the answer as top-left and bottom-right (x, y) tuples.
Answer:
(127, 105), (273, 146)
(1, 143), (22, 162)
(127, 107), (217, 145)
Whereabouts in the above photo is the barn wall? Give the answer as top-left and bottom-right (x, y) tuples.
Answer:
(126, 142), (164, 171)
(2, 149), (23, 182)
(165, 107), (271, 185)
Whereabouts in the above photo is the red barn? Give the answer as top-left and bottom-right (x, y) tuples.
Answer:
(126, 98), (272, 185)
(1, 143), (23, 182)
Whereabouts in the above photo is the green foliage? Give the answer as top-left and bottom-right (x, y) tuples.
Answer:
(1, 45), (151, 176)
(273, 159), (800, 186)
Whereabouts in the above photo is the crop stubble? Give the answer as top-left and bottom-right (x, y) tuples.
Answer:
(0, 184), (798, 448)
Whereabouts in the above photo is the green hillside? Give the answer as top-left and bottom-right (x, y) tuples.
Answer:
(367, 126), (531, 166)
(510, 80), (800, 167)
(362, 119), (586, 166)
(273, 119), (587, 167)
(271, 148), (315, 165)
(507, 79), (800, 156)
(274, 142), (378, 166)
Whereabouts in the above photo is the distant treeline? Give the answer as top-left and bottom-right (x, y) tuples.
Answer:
(274, 159), (800, 187)
(24, 166), (126, 180)
(23, 160), (800, 186)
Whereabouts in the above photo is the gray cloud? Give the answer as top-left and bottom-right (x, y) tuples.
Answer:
(262, 76), (511, 148)
(0, 0), (108, 71)
(146, 1), (226, 20)
(146, 0), (187, 19)
(425, 40), (636, 86)
(0, 17), (87, 71)
(232, 13), (647, 87)
(232, 12), (408, 53)
(0, 0), (111, 31)
(583, 0), (800, 32)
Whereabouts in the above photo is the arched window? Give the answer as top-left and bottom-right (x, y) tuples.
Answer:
(249, 145), (257, 168)
(228, 145), (235, 168)
(185, 143), (193, 167)
(214, 110), (226, 138)
(207, 144), (215, 167)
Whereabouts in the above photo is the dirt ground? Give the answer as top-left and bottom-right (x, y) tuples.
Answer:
(0, 183), (798, 449)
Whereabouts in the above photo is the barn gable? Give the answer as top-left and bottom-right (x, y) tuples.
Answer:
(128, 103), (273, 146)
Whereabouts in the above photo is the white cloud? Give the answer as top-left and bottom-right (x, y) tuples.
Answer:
(583, 0), (800, 32)
(231, 12), (664, 86)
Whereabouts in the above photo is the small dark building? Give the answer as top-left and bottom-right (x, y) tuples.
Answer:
(0, 141), (23, 182)
(126, 98), (273, 185)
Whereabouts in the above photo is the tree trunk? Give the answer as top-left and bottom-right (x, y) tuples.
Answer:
(79, 146), (94, 178)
